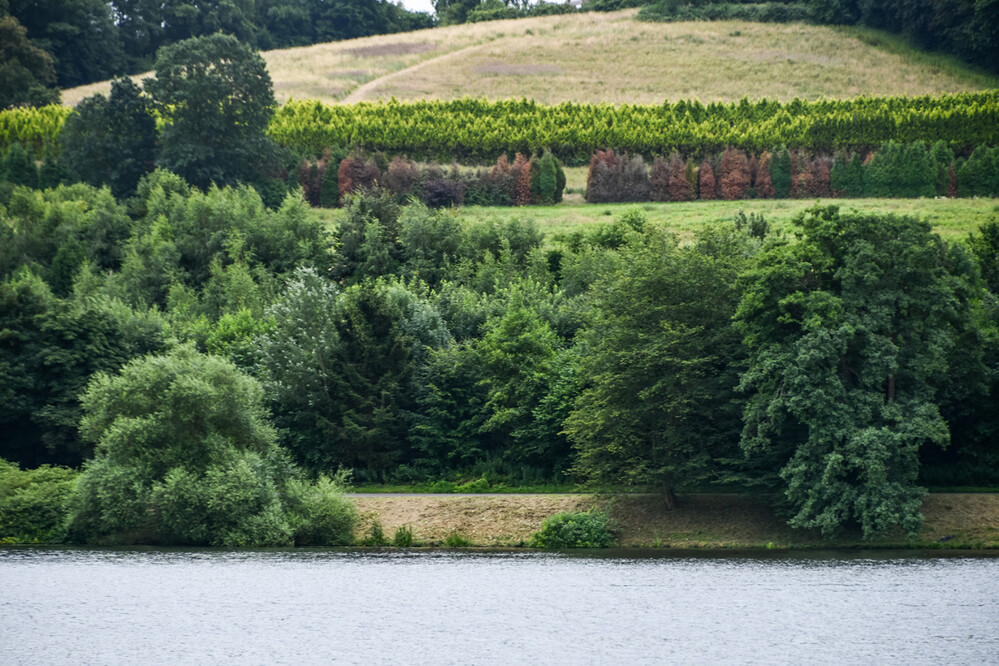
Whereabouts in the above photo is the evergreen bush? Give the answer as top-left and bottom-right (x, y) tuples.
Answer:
(769, 145), (792, 198)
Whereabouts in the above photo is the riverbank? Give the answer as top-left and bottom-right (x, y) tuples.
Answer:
(352, 493), (999, 549)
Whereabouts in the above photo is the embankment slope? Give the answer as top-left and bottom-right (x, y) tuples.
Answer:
(353, 493), (999, 548)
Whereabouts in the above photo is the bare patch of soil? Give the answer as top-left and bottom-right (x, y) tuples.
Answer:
(474, 63), (562, 76)
(346, 43), (436, 58)
(353, 495), (598, 546)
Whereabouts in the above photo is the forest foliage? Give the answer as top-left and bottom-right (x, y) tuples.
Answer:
(2, 29), (998, 547)
(2, 174), (998, 543)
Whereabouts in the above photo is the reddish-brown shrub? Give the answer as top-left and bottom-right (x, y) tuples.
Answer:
(748, 154), (759, 190)
(586, 150), (650, 203)
(511, 152), (533, 206)
(947, 164), (958, 198)
(586, 149), (617, 200)
(719, 148), (751, 200)
(492, 153), (512, 179)
(699, 161), (716, 200)
(383, 155), (419, 196)
(755, 152), (776, 198)
(667, 153), (694, 201)
(789, 150), (801, 198)
(650, 155), (669, 202)
(337, 152), (381, 199)
(798, 156), (832, 198)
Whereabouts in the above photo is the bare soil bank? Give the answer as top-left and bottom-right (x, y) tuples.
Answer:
(352, 493), (999, 548)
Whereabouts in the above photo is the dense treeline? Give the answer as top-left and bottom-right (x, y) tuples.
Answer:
(2, 172), (998, 542)
(0, 0), (434, 99)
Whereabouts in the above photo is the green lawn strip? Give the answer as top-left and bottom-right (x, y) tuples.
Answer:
(455, 198), (999, 241)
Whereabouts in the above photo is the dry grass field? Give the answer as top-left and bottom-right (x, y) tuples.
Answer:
(62, 9), (997, 107)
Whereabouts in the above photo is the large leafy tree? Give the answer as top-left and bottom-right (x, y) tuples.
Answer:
(565, 225), (751, 504)
(61, 78), (157, 199)
(737, 206), (979, 538)
(66, 345), (294, 546)
(144, 33), (277, 190)
(0, 15), (60, 109)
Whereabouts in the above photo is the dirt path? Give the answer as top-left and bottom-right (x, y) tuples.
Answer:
(352, 493), (999, 548)
(341, 42), (493, 103)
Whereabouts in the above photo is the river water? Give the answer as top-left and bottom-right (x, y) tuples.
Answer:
(2, 548), (997, 665)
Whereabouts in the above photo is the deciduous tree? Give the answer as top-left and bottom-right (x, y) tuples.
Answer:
(144, 34), (277, 189)
(737, 207), (978, 538)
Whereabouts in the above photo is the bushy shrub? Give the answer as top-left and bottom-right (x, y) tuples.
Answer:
(650, 155), (669, 201)
(337, 152), (381, 200)
(830, 150), (864, 197)
(929, 140), (955, 197)
(443, 532), (471, 547)
(511, 152), (533, 206)
(467, 0), (519, 22)
(529, 510), (615, 548)
(698, 160), (716, 200)
(769, 144), (792, 198)
(667, 153), (695, 201)
(719, 147), (751, 200)
(957, 146), (999, 197)
(64, 345), (300, 546)
(797, 155), (832, 198)
(531, 150), (562, 205)
(384, 155), (420, 199)
(285, 470), (357, 546)
(755, 151), (776, 198)
(421, 177), (465, 208)
(392, 524), (415, 546)
(586, 149), (650, 203)
(865, 140), (903, 197)
(0, 460), (78, 543)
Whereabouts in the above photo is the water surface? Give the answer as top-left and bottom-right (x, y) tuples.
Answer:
(2, 548), (997, 664)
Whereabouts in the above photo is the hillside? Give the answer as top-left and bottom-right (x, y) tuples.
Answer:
(62, 10), (998, 107)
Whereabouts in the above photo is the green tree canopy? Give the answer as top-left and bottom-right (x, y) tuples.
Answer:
(6, 0), (125, 87)
(144, 33), (277, 190)
(736, 206), (979, 538)
(0, 15), (60, 109)
(61, 78), (157, 199)
(66, 344), (295, 545)
(566, 224), (752, 504)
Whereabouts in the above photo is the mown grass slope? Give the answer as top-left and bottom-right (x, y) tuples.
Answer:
(63, 10), (997, 107)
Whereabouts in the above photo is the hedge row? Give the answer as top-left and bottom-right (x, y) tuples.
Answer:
(269, 93), (999, 164)
(585, 142), (999, 202)
(296, 151), (566, 208)
(4, 93), (997, 167)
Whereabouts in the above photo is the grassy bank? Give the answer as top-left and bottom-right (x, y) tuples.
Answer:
(352, 493), (999, 549)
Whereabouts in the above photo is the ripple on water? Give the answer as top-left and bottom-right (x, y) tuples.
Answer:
(1, 548), (997, 665)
